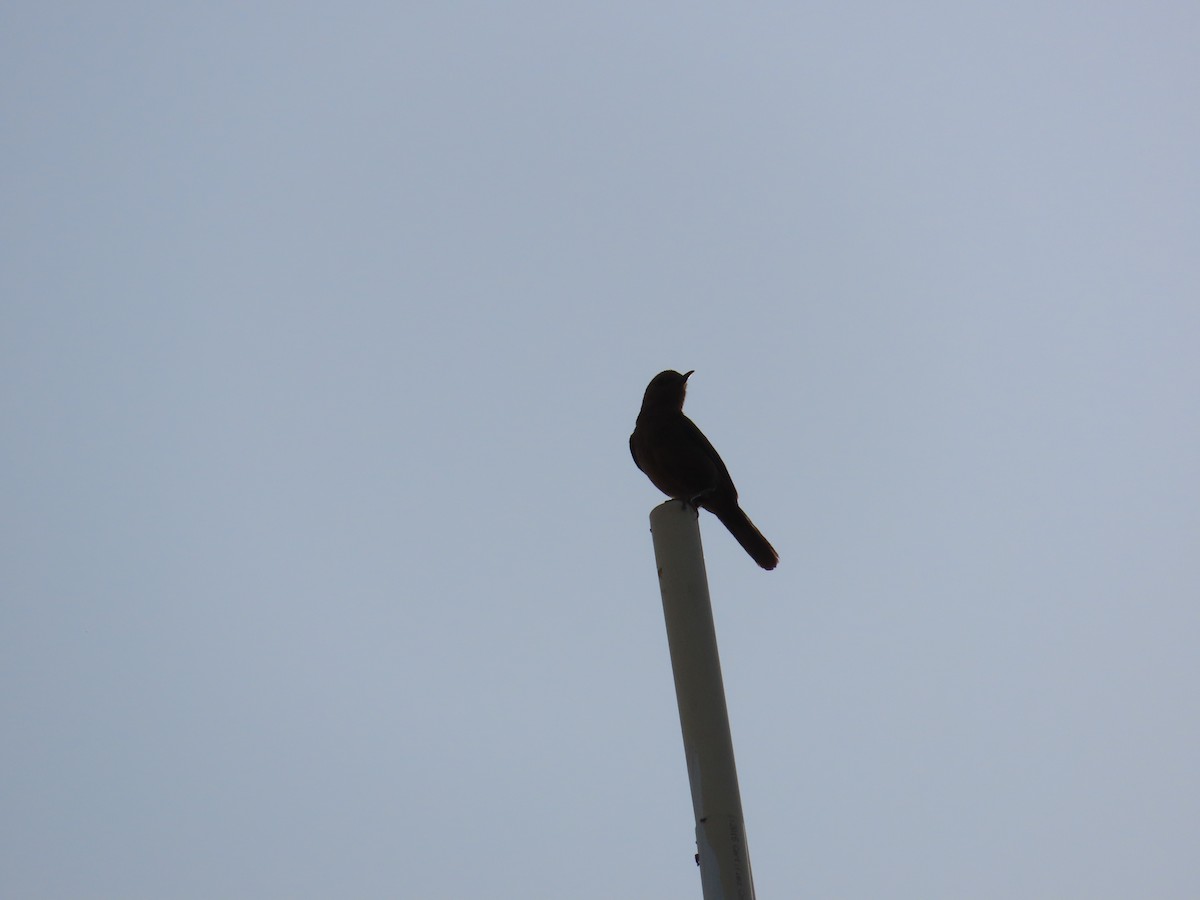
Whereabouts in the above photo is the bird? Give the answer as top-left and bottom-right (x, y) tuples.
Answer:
(630, 370), (778, 570)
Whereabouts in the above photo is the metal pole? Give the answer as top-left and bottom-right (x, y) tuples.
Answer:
(649, 501), (757, 900)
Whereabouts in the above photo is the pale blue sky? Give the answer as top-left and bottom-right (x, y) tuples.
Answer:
(4, 3), (1198, 897)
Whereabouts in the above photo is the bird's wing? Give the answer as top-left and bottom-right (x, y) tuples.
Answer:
(681, 416), (734, 487)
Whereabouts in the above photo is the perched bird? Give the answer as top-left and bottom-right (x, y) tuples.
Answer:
(630, 370), (778, 570)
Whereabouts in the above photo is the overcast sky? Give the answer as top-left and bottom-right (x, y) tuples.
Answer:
(3, 3), (1198, 898)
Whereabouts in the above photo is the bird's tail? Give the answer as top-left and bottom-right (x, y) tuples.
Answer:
(713, 505), (779, 570)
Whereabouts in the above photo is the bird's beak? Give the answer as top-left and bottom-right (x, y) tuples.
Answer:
(683, 370), (694, 380)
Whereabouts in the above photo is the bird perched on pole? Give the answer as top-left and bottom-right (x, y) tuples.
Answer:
(630, 370), (779, 570)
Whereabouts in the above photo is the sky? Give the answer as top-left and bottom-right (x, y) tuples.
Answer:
(3, 3), (1198, 898)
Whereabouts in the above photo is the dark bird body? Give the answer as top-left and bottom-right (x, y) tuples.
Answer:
(630, 370), (778, 570)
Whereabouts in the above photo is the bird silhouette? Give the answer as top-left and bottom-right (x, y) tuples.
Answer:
(630, 370), (778, 570)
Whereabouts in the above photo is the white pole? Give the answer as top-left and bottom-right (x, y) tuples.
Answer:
(649, 501), (757, 900)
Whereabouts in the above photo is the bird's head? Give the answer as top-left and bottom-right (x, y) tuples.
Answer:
(641, 369), (693, 410)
